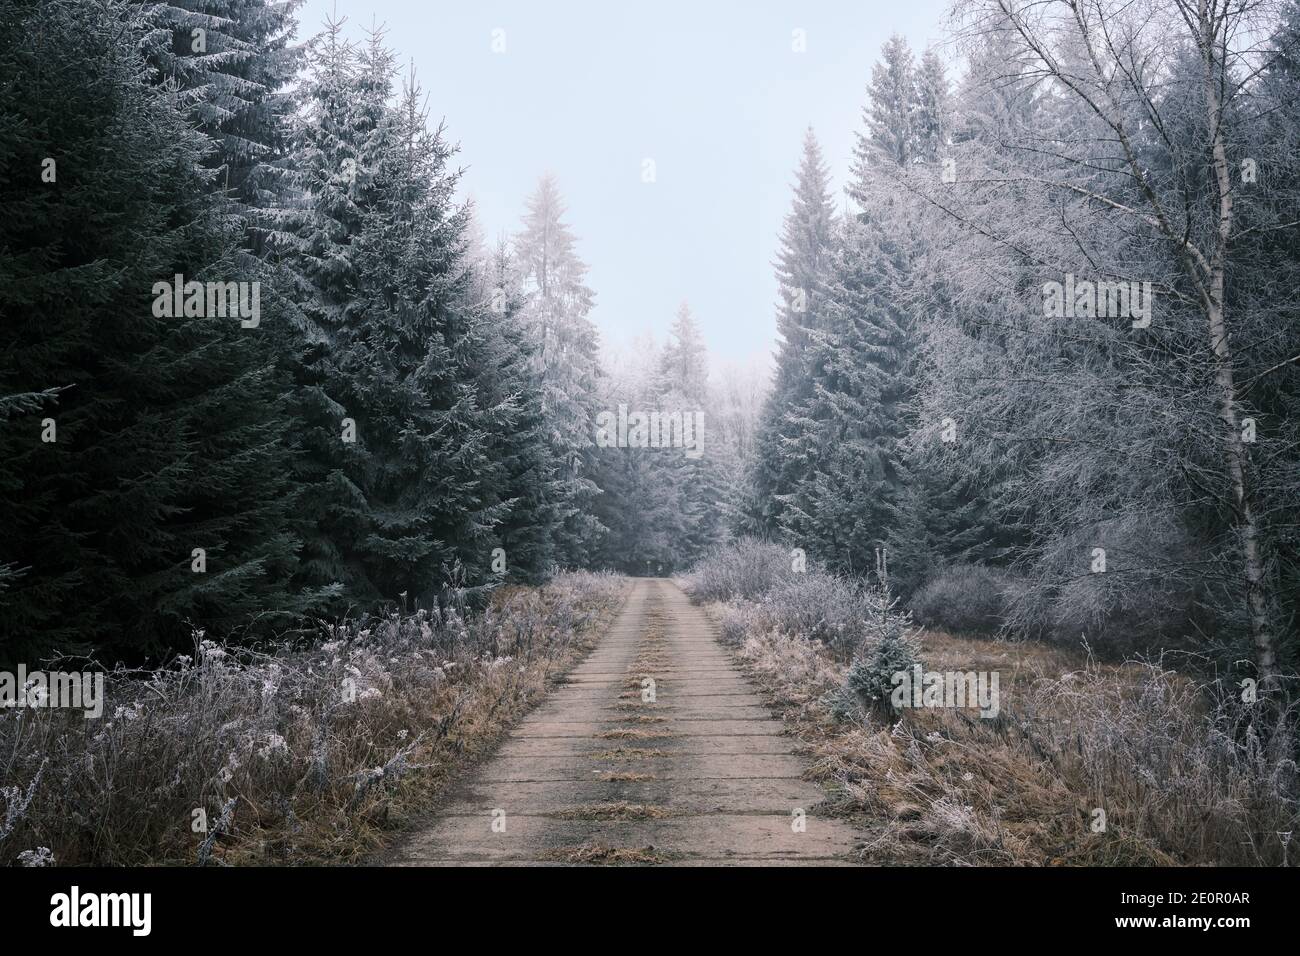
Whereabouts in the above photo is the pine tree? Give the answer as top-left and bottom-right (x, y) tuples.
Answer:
(657, 302), (710, 404)
(780, 213), (913, 577)
(273, 28), (520, 608)
(744, 128), (836, 537)
(472, 238), (561, 582)
(0, 0), (309, 661)
(265, 16), (376, 600)
(775, 36), (949, 585)
(590, 335), (683, 574)
(514, 175), (606, 566)
(141, 0), (304, 226)
(337, 53), (512, 605)
(913, 49), (952, 163)
(654, 303), (724, 566)
(862, 34), (918, 167)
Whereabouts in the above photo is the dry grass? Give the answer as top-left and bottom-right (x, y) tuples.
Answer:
(0, 572), (627, 866)
(595, 728), (676, 740)
(542, 843), (680, 865)
(592, 747), (669, 760)
(598, 771), (656, 782)
(551, 802), (674, 820)
(707, 604), (1299, 866)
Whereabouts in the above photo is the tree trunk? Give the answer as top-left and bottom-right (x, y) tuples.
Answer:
(1201, 16), (1279, 692)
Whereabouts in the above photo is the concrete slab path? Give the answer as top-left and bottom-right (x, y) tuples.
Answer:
(388, 578), (861, 866)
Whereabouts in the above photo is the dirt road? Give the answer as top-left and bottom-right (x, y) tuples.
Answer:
(389, 577), (861, 865)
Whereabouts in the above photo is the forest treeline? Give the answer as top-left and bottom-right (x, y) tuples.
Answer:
(0, 0), (750, 664)
(3, 0), (1299, 699)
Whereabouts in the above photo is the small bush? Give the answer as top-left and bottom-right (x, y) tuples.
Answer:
(693, 556), (868, 660)
(717, 602), (762, 647)
(842, 631), (924, 721)
(1003, 519), (1209, 654)
(909, 564), (1021, 635)
(681, 538), (793, 603)
(836, 581), (923, 720)
(763, 574), (867, 658)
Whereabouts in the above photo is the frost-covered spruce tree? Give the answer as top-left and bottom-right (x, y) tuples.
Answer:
(277, 29), (517, 608)
(864, 34), (918, 167)
(0, 0), (308, 661)
(780, 211), (913, 578)
(470, 236), (562, 583)
(709, 361), (768, 539)
(590, 334), (680, 573)
(893, 22), (1039, 586)
(653, 303), (724, 567)
(839, 550), (923, 721)
(514, 175), (606, 566)
(265, 16), (376, 600)
(744, 128), (836, 537)
(341, 53), (512, 605)
(140, 0), (304, 236)
(912, 48), (952, 164)
(774, 41), (930, 581)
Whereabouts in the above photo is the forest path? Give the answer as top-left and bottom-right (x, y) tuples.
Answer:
(389, 578), (861, 866)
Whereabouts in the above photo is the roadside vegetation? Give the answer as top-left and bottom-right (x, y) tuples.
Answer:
(683, 541), (1298, 866)
(0, 573), (625, 867)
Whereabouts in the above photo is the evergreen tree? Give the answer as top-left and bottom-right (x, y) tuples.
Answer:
(0, 0), (310, 661)
(471, 237), (561, 583)
(141, 0), (304, 227)
(338, 54), (510, 605)
(863, 34), (918, 167)
(744, 128), (836, 537)
(780, 211), (913, 578)
(514, 175), (606, 566)
(653, 303), (724, 566)
(773, 35), (959, 586)
(266, 16), (376, 600)
(657, 302), (710, 403)
(913, 49), (952, 163)
(273, 29), (517, 607)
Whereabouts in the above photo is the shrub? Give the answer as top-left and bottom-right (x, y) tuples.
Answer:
(841, 631), (923, 721)
(909, 564), (1021, 635)
(681, 538), (793, 603)
(764, 573), (867, 659)
(838, 582), (923, 720)
(1002, 519), (1209, 654)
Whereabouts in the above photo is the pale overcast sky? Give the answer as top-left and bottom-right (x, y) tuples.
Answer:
(299, 0), (954, 367)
